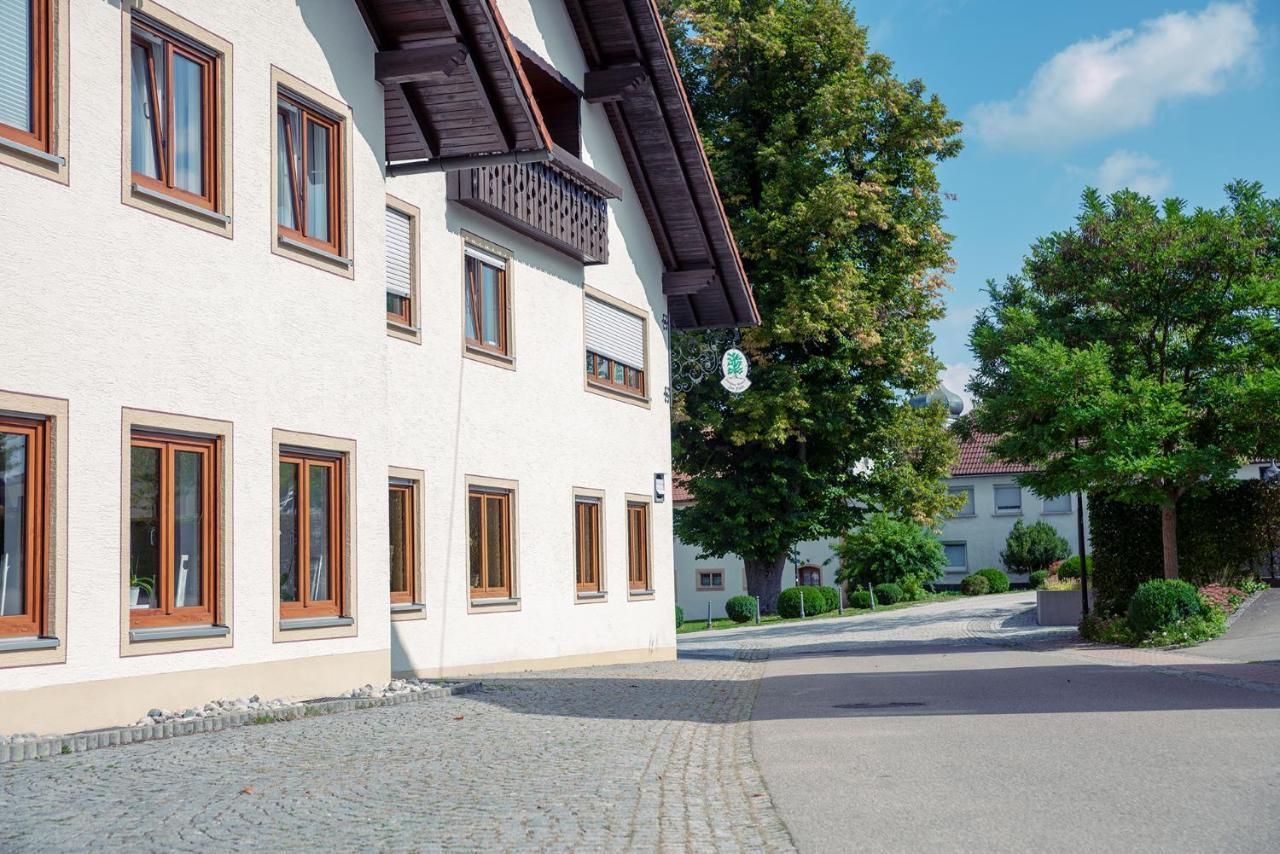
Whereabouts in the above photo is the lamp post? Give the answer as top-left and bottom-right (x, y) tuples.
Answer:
(1074, 436), (1089, 616)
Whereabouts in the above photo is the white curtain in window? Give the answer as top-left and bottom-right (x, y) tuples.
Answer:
(171, 53), (203, 195)
(130, 41), (163, 179)
(585, 296), (645, 370)
(305, 122), (329, 241)
(0, 0), (31, 132)
(385, 207), (412, 297)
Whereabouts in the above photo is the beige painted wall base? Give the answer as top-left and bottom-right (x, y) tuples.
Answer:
(396, 645), (677, 680)
(0, 650), (390, 735)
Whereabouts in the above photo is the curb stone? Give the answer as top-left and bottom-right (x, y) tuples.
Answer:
(0, 680), (481, 764)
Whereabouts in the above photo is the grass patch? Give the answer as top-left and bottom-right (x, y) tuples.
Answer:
(676, 592), (963, 634)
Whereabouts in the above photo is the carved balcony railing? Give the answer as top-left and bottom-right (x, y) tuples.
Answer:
(447, 145), (621, 265)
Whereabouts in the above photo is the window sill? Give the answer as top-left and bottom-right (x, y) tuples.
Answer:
(0, 635), (59, 653)
(277, 234), (353, 268)
(463, 344), (516, 371)
(129, 624), (230, 643)
(469, 596), (519, 608)
(585, 379), (651, 409)
(993, 510), (1023, 516)
(386, 319), (421, 343)
(1040, 510), (1072, 516)
(0, 136), (65, 167)
(131, 182), (231, 224)
(628, 589), (656, 600)
(390, 602), (424, 614)
(279, 615), (354, 631)
(576, 590), (607, 602)
(952, 512), (976, 518)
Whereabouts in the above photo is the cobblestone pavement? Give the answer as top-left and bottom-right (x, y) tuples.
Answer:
(0, 656), (793, 853)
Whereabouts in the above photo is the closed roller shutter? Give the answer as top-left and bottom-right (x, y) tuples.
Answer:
(585, 296), (645, 370)
(385, 206), (412, 297)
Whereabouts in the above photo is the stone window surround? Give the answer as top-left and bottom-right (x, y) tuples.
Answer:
(695, 569), (724, 592)
(385, 194), (421, 343)
(465, 474), (520, 613)
(0, 390), (68, 669)
(460, 231), (516, 370)
(626, 493), (655, 601)
(573, 487), (607, 603)
(389, 466), (426, 621)
(582, 285), (651, 409)
(0, 0), (70, 184)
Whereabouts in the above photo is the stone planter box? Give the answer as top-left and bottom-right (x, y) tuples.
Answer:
(1037, 589), (1084, 626)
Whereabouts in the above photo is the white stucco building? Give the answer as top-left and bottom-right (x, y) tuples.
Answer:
(0, 0), (756, 734)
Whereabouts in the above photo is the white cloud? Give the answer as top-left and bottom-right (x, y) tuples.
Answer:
(972, 2), (1259, 149)
(939, 362), (975, 414)
(1095, 150), (1172, 197)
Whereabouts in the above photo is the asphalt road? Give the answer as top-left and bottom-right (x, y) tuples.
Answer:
(741, 595), (1280, 853)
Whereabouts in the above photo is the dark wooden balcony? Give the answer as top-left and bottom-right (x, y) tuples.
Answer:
(447, 145), (620, 265)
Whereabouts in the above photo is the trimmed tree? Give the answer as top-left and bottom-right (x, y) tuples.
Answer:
(663, 0), (963, 612)
(1000, 520), (1069, 575)
(968, 184), (1280, 579)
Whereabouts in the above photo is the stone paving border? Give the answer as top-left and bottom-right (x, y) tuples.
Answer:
(0, 681), (480, 765)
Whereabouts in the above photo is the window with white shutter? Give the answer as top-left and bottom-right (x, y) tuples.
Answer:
(0, 0), (51, 154)
(584, 294), (646, 397)
(385, 204), (414, 325)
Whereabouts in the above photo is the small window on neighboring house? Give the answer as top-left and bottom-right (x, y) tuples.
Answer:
(585, 294), (647, 399)
(129, 431), (219, 628)
(129, 16), (218, 210)
(278, 449), (345, 618)
(277, 90), (342, 255)
(627, 501), (651, 593)
(464, 245), (509, 357)
(1041, 493), (1072, 514)
(697, 571), (724, 591)
(468, 486), (512, 600)
(0, 0), (51, 153)
(943, 542), (967, 569)
(386, 203), (414, 327)
(388, 480), (415, 605)
(949, 486), (974, 516)
(798, 565), (821, 587)
(0, 414), (49, 638)
(994, 485), (1021, 513)
(574, 496), (602, 594)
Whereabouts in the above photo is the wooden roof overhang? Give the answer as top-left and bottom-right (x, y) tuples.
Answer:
(563, 0), (758, 329)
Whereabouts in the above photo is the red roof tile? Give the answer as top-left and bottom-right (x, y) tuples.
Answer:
(952, 433), (1037, 477)
(673, 474), (692, 502)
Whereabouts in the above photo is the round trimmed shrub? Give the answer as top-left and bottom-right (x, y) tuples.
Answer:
(817, 586), (840, 613)
(961, 574), (990, 596)
(974, 567), (1010, 593)
(872, 582), (904, 605)
(1029, 570), (1049, 589)
(724, 595), (757, 624)
(675, 605), (684, 628)
(777, 587), (806, 618)
(1127, 579), (1204, 635)
(849, 588), (872, 609)
(1057, 555), (1082, 579)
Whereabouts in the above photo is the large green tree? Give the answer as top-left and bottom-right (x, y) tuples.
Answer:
(968, 183), (1280, 580)
(662, 0), (962, 612)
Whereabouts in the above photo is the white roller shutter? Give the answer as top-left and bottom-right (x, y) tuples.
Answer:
(385, 206), (412, 297)
(0, 0), (33, 133)
(585, 296), (645, 370)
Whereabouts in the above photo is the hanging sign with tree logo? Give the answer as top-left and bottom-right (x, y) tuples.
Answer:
(720, 348), (751, 393)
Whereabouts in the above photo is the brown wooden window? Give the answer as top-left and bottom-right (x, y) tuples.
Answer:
(468, 487), (511, 600)
(586, 351), (644, 395)
(386, 204), (413, 325)
(464, 249), (508, 355)
(129, 16), (218, 210)
(277, 91), (342, 255)
(0, 414), (48, 638)
(388, 480), (415, 604)
(129, 432), (219, 628)
(797, 565), (821, 587)
(0, 0), (52, 154)
(574, 497), (601, 594)
(279, 450), (345, 618)
(697, 571), (724, 591)
(627, 501), (651, 592)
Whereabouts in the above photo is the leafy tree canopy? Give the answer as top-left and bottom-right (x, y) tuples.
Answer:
(662, 0), (963, 609)
(834, 513), (946, 588)
(967, 183), (1280, 577)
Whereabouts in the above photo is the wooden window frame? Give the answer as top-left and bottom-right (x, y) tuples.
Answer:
(696, 570), (724, 592)
(797, 564), (821, 587)
(464, 253), (509, 356)
(574, 496), (602, 594)
(276, 91), (343, 256)
(585, 351), (645, 397)
(388, 480), (415, 605)
(128, 431), (220, 629)
(0, 414), (49, 638)
(278, 449), (345, 619)
(129, 16), (219, 212)
(627, 500), (651, 593)
(468, 486), (512, 600)
(0, 0), (52, 154)
(387, 292), (411, 326)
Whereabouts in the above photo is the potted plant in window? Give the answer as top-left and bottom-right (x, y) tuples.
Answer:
(130, 575), (154, 609)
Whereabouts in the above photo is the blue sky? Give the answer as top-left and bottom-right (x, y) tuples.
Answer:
(853, 0), (1280, 408)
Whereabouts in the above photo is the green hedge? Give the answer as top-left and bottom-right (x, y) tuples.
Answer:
(777, 586), (831, 618)
(724, 595), (757, 623)
(872, 582), (904, 605)
(1090, 480), (1280, 611)
(675, 605), (684, 628)
(1057, 555), (1082, 579)
(961, 574), (989, 596)
(974, 567), (1010, 594)
(849, 588), (872, 609)
(816, 586), (840, 612)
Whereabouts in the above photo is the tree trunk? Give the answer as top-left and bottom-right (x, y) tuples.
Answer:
(744, 553), (787, 615)
(1161, 502), (1180, 580)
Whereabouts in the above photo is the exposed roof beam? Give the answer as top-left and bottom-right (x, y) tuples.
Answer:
(663, 268), (716, 296)
(375, 43), (469, 84)
(584, 64), (649, 103)
(391, 84), (438, 160)
(386, 147), (551, 177)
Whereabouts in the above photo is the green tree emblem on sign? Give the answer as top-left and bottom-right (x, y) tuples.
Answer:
(720, 348), (750, 393)
(725, 350), (745, 377)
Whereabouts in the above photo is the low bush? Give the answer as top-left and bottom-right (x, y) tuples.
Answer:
(1143, 608), (1226, 647)
(834, 513), (945, 589)
(675, 605), (684, 628)
(849, 588), (872, 609)
(872, 582), (904, 605)
(1056, 555), (1082, 579)
(777, 586), (829, 618)
(1078, 613), (1138, 645)
(1029, 570), (1049, 589)
(961, 574), (990, 596)
(974, 567), (1010, 594)
(817, 586), (840, 613)
(1198, 584), (1244, 614)
(901, 576), (927, 601)
(1127, 579), (1203, 635)
(1001, 519), (1070, 574)
(724, 595), (757, 624)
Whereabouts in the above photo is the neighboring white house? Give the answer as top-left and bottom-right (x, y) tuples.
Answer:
(0, 0), (757, 734)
